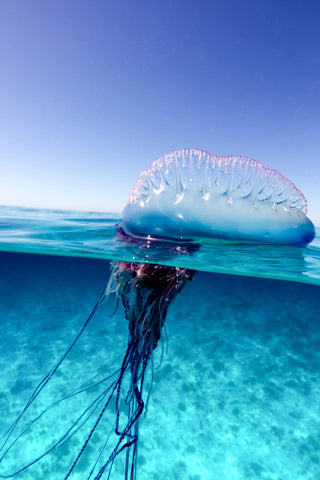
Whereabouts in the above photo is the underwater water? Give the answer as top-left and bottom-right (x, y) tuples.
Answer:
(0, 206), (320, 479)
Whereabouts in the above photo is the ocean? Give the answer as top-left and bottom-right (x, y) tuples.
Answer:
(0, 206), (319, 480)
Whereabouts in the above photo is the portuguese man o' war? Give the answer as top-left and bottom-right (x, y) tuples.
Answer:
(0, 149), (315, 479)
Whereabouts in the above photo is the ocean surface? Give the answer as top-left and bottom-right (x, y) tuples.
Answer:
(0, 206), (319, 480)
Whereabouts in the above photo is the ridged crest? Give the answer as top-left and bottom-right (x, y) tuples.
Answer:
(128, 149), (307, 215)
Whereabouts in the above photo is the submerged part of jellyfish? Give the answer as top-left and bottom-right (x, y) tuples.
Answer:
(121, 149), (315, 246)
(0, 261), (195, 480)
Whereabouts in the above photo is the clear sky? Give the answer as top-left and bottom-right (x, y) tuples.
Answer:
(0, 0), (319, 223)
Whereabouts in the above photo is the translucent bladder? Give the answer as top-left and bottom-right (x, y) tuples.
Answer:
(121, 149), (315, 246)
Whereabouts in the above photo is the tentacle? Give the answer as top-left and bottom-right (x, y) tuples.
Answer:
(0, 262), (195, 479)
(0, 273), (118, 478)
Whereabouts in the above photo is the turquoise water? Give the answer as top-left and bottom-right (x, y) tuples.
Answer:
(1, 206), (320, 285)
(0, 207), (319, 479)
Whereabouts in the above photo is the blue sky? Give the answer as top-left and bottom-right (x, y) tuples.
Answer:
(0, 0), (319, 222)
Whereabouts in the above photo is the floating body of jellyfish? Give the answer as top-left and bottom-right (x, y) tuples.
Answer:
(0, 149), (315, 479)
(121, 149), (315, 246)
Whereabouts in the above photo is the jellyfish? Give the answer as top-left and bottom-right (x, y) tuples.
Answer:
(0, 149), (315, 479)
